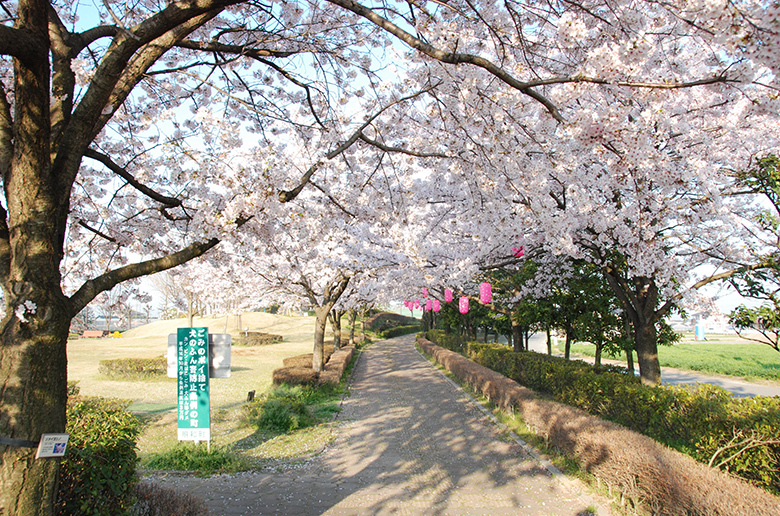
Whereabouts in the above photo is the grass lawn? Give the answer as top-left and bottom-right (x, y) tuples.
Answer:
(67, 311), (344, 468)
(565, 332), (780, 383)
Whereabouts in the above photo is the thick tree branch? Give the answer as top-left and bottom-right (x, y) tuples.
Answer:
(0, 25), (47, 64)
(53, 0), (243, 205)
(84, 148), (183, 208)
(0, 204), (10, 284)
(325, 0), (565, 122)
(175, 39), (296, 59)
(358, 133), (449, 158)
(67, 237), (220, 316)
(327, 0), (735, 123)
(0, 82), (11, 181)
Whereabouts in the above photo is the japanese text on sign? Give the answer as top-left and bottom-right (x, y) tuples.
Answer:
(177, 327), (210, 441)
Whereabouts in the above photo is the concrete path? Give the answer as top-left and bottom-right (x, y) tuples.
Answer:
(155, 335), (608, 516)
(526, 334), (780, 397)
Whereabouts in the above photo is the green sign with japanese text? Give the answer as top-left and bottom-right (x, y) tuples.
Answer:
(177, 327), (210, 441)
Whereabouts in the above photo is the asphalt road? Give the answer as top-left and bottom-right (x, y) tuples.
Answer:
(525, 334), (780, 398)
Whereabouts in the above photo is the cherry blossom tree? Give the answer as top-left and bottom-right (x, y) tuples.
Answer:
(2, 1), (780, 513)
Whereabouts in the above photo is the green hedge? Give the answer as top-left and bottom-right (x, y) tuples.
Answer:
(99, 357), (167, 378)
(427, 332), (780, 495)
(57, 397), (141, 516)
(379, 324), (421, 339)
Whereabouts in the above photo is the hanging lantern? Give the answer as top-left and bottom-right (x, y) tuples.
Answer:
(422, 287), (428, 298)
(445, 289), (453, 303)
(425, 299), (432, 311)
(480, 282), (492, 304)
(414, 299), (420, 309)
(512, 246), (524, 258)
(459, 296), (469, 314)
(433, 299), (441, 312)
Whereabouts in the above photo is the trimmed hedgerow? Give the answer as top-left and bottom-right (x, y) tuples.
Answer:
(234, 332), (283, 346)
(378, 324), (421, 339)
(98, 357), (167, 379)
(56, 397), (141, 516)
(427, 333), (780, 495)
(418, 336), (780, 515)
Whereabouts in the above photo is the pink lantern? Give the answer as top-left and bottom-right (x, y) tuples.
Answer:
(422, 287), (428, 298)
(459, 296), (469, 314)
(433, 299), (441, 312)
(480, 282), (492, 304)
(425, 299), (432, 311)
(445, 289), (453, 303)
(414, 299), (420, 309)
(512, 246), (524, 258)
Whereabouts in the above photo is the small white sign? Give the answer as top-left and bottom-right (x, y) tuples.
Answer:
(36, 433), (69, 459)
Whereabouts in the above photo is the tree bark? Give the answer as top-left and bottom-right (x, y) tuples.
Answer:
(603, 269), (664, 385)
(348, 309), (357, 346)
(313, 306), (329, 373)
(546, 326), (552, 355)
(329, 310), (343, 350)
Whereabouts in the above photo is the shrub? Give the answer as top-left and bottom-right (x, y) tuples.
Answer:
(130, 481), (210, 516)
(56, 397), (141, 516)
(272, 366), (318, 386)
(445, 339), (780, 495)
(143, 443), (246, 474)
(243, 384), (341, 434)
(234, 332), (283, 346)
(379, 324), (421, 339)
(98, 357), (167, 379)
(426, 330), (466, 354)
(364, 312), (418, 332)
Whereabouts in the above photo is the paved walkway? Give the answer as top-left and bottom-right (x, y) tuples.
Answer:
(156, 335), (607, 515)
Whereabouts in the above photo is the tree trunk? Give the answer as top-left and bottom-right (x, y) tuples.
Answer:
(634, 318), (661, 384)
(546, 325), (552, 355)
(348, 309), (357, 346)
(603, 270), (664, 385)
(511, 319), (522, 351)
(564, 321), (573, 360)
(329, 310), (342, 350)
(313, 306), (329, 373)
(360, 309), (366, 343)
(0, 308), (71, 516)
(594, 341), (603, 366)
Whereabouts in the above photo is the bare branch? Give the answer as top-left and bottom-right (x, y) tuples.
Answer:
(77, 220), (118, 243)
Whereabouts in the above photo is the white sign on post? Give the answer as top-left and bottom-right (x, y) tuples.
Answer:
(36, 434), (69, 459)
(167, 333), (232, 379)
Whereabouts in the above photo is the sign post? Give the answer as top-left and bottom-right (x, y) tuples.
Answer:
(176, 327), (210, 442)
